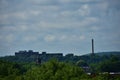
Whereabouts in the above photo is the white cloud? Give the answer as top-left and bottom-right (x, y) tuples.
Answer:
(0, 33), (16, 45)
(36, 16), (99, 29)
(44, 35), (56, 42)
(22, 36), (38, 42)
(70, 35), (86, 41)
(78, 4), (90, 16)
(1, 25), (29, 32)
(40, 5), (59, 11)
(59, 35), (67, 41)
(44, 34), (85, 42)
(0, 12), (28, 24)
(91, 1), (109, 16)
(0, 14), (10, 24)
(91, 26), (101, 31)
(59, 0), (70, 3)
(6, 34), (14, 42)
(60, 4), (91, 17)
(20, 25), (29, 31)
(84, 17), (99, 23)
(13, 12), (28, 19)
(28, 0), (51, 4)
(29, 10), (42, 16)
(59, 0), (99, 3)
(60, 11), (72, 17)
(56, 35), (86, 42)
(79, 35), (85, 40)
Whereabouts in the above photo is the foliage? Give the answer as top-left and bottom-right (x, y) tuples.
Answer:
(0, 53), (120, 80)
(98, 56), (120, 72)
(24, 59), (88, 80)
(76, 60), (88, 67)
(0, 60), (24, 80)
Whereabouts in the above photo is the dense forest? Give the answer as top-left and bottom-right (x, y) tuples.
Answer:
(0, 52), (120, 80)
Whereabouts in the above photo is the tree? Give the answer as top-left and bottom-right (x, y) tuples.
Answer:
(76, 60), (88, 67)
(98, 56), (120, 73)
(0, 60), (24, 80)
(24, 59), (87, 80)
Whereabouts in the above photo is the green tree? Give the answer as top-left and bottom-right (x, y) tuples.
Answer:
(24, 59), (87, 80)
(76, 60), (88, 67)
(0, 60), (24, 80)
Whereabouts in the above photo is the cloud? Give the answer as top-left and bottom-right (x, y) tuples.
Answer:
(29, 10), (42, 16)
(22, 36), (38, 42)
(59, 35), (67, 41)
(59, 0), (99, 3)
(0, 12), (28, 24)
(5, 34), (15, 43)
(44, 35), (56, 42)
(79, 35), (86, 40)
(44, 34), (86, 43)
(36, 16), (99, 29)
(91, 26), (101, 31)
(60, 4), (90, 17)
(77, 4), (90, 16)
(0, 0), (120, 56)
(28, 0), (56, 4)
(95, 1), (109, 15)
(0, 24), (29, 32)
(0, 34), (15, 44)
(0, 0), (9, 8)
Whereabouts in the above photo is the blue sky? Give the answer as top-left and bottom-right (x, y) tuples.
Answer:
(0, 0), (120, 56)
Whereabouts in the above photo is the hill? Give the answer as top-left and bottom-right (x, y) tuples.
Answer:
(0, 51), (120, 64)
(96, 51), (120, 56)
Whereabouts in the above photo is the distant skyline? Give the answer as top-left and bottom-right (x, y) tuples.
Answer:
(0, 0), (120, 56)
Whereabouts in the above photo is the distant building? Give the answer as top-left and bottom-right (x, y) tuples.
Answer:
(15, 50), (39, 56)
(65, 53), (74, 57)
(40, 52), (63, 57)
(15, 50), (63, 63)
(39, 52), (63, 62)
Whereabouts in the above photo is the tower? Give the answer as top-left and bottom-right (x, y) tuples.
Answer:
(92, 38), (94, 55)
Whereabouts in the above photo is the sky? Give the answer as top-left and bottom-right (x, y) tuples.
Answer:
(0, 0), (120, 56)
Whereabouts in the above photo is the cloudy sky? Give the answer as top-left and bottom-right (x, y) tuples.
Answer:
(0, 0), (120, 56)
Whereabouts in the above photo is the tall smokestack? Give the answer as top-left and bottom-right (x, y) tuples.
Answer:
(92, 39), (94, 55)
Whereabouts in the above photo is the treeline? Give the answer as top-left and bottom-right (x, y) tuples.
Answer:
(0, 59), (120, 80)
(0, 52), (120, 80)
(0, 53), (120, 66)
(0, 53), (120, 72)
(1, 52), (120, 63)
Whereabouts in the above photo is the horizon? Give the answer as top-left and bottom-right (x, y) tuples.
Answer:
(0, 50), (120, 57)
(0, 0), (120, 56)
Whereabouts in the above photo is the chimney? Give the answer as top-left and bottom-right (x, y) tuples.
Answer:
(92, 39), (94, 55)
